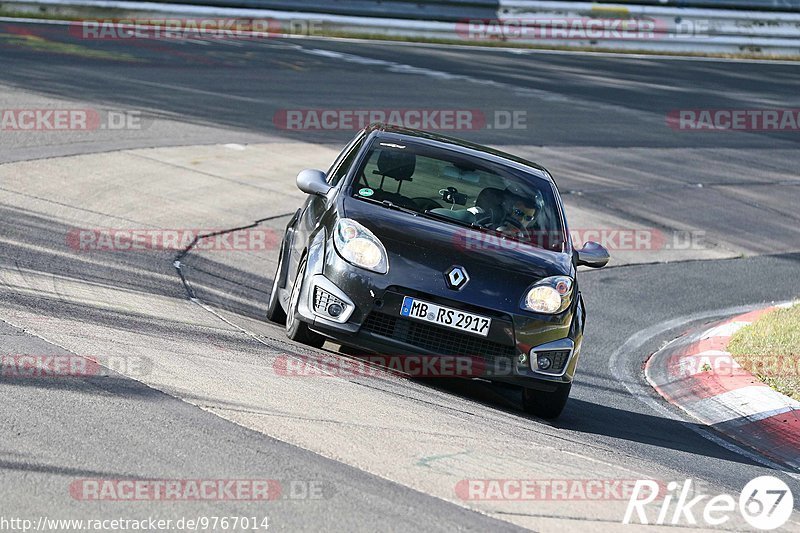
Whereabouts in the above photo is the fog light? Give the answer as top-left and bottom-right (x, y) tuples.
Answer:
(537, 355), (552, 371)
(327, 303), (344, 317)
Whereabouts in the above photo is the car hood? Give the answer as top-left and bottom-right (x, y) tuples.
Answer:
(342, 196), (572, 283)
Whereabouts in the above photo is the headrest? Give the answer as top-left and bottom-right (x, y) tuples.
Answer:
(475, 187), (505, 210)
(475, 187), (506, 225)
(376, 150), (416, 181)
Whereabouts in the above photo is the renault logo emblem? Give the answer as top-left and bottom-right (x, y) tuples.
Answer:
(445, 266), (469, 290)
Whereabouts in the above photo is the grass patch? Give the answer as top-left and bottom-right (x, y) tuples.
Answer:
(0, 8), (91, 21)
(728, 304), (800, 400)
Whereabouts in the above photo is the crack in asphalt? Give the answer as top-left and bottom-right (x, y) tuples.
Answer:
(172, 212), (293, 299)
(181, 263), (268, 295)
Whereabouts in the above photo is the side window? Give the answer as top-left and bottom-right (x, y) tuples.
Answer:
(327, 132), (366, 186)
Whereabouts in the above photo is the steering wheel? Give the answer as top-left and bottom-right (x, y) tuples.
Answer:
(472, 211), (493, 227)
(498, 216), (534, 242)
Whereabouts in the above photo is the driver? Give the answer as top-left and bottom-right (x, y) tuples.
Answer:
(496, 192), (542, 242)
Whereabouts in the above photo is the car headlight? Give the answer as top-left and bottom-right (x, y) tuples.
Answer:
(333, 218), (389, 274)
(522, 276), (573, 314)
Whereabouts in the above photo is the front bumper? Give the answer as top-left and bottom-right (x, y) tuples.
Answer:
(294, 237), (584, 389)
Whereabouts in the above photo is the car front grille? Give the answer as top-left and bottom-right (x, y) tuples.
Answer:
(361, 312), (516, 360)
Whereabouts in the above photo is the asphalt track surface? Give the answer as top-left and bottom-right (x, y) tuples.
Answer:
(1, 20), (799, 531)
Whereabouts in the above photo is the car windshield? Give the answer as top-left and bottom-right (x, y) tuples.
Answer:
(350, 140), (565, 252)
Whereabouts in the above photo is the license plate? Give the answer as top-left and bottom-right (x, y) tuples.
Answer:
(400, 296), (491, 337)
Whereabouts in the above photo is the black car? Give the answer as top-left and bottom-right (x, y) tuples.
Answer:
(267, 124), (609, 418)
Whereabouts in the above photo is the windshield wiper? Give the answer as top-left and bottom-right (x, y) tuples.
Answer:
(354, 195), (419, 216)
(420, 209), (490, 233)
(382, 200), (419, 216)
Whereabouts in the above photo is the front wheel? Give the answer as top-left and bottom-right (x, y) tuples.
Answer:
(522, 382), (571, 419)
(285, 259), (326, 348)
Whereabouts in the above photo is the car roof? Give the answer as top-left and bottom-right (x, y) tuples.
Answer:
(365, 123), (553, 183)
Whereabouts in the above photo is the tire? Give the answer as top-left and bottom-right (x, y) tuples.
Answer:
(285, 259), (326, 348)
(522, 382), (571, 419)
(265, 250), (287, 325)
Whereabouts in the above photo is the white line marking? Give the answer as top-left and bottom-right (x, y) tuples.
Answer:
(694, 386), (800, 424)
(299, 47), (570, 101)
(700, 321), (750, 339)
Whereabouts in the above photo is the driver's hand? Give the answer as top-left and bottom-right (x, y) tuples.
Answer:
(497, 222), (519, 236)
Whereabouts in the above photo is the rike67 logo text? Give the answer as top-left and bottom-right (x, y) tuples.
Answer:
(624, 476), (794, 530)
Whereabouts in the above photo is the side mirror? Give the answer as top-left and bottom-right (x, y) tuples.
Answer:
(296, 169), (331, 197)
(576, 241), (609, 268)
